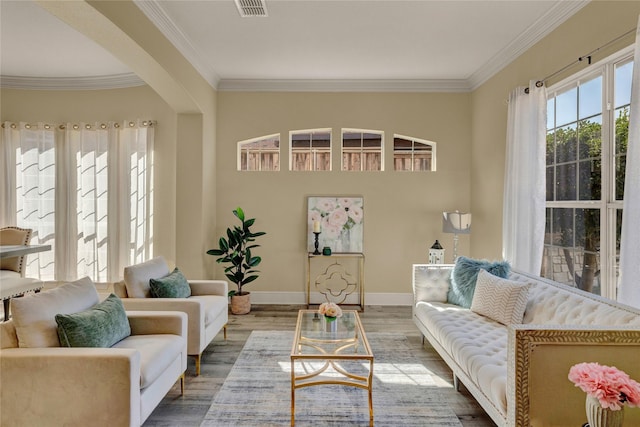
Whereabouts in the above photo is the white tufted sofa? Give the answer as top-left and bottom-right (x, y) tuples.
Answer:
(412, 264), (640, 427)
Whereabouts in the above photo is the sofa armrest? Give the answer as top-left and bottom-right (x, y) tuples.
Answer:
(508, 325), (640, 427)
(0, 347), (141, 426)
(188, 279), (228, 297)
(412, 264), (454, 303)
(127, 310), (187, 337)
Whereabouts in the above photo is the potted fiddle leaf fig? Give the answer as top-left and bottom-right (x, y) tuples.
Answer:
(207, 207), (266, 314)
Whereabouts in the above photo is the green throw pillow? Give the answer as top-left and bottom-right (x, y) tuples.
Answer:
(149, 267), (191, 298)
(447, 256), (510, 308)
(55, 293), (131, 347)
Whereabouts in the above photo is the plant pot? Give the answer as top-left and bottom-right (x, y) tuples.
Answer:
(230, 292), (251, 315)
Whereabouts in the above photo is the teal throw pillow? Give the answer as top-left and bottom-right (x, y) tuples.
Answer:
(55, 293), (131, 347)
(149, 267), (191, 298)
(447, 256), (510, 308)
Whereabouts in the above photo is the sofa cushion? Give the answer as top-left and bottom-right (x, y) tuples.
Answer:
(471, 270), (529, 325)
(507, 272), (640, 327)
(124, 256), (170, 298)
(448, 256), (510, 308)
(414, 300), (509, 416)
(10, 277), (100, 348)
(112, 334), (185, 389)
(55, 294), (131, 347)
(150, 268), (191, 298)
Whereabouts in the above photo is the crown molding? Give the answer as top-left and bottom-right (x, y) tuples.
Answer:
(217, 78), (472, 93)
(467, 0), (590, 90)
(134, 0), (220, 89)
(2, 1), (588, 93)
(0, 73), (145, 90)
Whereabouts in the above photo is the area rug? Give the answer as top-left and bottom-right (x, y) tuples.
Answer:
(201, 331), (462, 426)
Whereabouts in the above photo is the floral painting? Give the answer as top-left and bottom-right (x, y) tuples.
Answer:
(308, 196), (363, 253)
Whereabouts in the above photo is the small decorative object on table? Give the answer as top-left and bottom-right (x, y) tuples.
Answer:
(318, 302), (342, 333)
(322, 246), (331, 256)
(312, 220), (322, 255)
(568, 362), (640, 427)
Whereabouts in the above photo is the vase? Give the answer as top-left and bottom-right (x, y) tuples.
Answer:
(585, 395), (624, 427)
(340, 228), (351, 252)
(324, 316), (338, 333)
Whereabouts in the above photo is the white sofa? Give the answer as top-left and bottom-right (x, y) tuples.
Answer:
(0, 278), (188, 426)
(114, 256), (228, 375)
(412, 264), (640, 427)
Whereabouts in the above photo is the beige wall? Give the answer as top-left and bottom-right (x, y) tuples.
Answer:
(2, 0), (638, 298)
(0, 86), (180, 267)
(470, 1), (640, 259)
(216, 91), (471, 299)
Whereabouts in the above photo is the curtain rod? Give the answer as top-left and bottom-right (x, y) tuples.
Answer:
(525, 26), (636, 93)
(1, 120), (155, 129)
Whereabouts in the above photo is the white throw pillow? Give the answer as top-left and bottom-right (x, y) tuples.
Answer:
(471, 269), (530, 325)
(10, 277), (99, 348)
(123, 256), (170, 298)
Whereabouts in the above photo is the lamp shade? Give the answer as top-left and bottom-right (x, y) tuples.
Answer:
(442, 211), (472, 234)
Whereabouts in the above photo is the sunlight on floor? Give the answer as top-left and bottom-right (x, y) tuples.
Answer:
(279, 361), (453, 387)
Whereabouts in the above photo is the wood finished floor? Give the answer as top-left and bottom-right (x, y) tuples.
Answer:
(143, 305), (496, 427)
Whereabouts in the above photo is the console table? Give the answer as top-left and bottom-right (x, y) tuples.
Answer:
(307, 252), (364, 310)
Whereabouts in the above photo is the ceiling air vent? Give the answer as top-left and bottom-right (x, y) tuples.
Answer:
(234, 0), (268, 17)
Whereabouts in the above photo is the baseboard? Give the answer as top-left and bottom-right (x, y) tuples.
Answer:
(248, 291), (413, 306)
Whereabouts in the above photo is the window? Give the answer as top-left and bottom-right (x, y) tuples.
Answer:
(238, 134), (280, 171)
(543, 47), (633, 299)
(290, 129), (331, 171)
(2, 120), (154, 282)
(342, 129), (383, 171)
(393, 135), (436, 171)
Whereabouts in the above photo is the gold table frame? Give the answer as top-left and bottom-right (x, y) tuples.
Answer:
(306, 252), (365, 310)
(290, 309), (374, 426)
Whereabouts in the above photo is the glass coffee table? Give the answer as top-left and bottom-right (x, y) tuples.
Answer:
(290, 309), (374, 426)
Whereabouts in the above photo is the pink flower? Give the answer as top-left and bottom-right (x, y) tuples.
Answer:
(569, 363), (640, 410)
(327, 208), (349, 228)
(319, 302), (342, 318)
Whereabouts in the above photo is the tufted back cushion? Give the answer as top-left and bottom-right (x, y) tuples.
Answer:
(413, 264), (454, 303)
(509, 271), (640, 326)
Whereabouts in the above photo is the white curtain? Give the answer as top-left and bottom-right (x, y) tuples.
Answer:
(1, 120), (154, 283)
(502, 81), (547, 274)
(617, 17), (640, 308)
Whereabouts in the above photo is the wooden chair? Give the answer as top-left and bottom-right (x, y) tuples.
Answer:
(0, 226), (42, 321)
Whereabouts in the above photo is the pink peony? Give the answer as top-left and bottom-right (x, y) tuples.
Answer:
(569, 362), (640, 410)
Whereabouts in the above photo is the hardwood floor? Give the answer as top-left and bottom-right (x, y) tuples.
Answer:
(143, 305), (496, 427)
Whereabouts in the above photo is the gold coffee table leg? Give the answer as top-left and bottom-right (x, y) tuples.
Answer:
(291, 360), (295, 426)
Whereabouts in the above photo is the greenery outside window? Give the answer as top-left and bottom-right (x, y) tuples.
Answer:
(342, 129), (383, 171)
(393, 135), (436, 171)
(290, 129), (331, 171)
(543, 47), (632, 299)
(238, 134), (280, 171)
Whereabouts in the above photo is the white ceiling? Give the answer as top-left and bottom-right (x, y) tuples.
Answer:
(0, 0), (588, 92)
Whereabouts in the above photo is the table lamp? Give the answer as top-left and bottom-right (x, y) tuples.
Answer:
(442, 211), (471, 262)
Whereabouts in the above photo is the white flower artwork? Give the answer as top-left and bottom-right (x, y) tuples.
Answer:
(307, 196), (363, 253)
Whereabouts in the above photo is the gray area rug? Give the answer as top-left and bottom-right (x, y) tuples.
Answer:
(201, 330), (462, 426)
